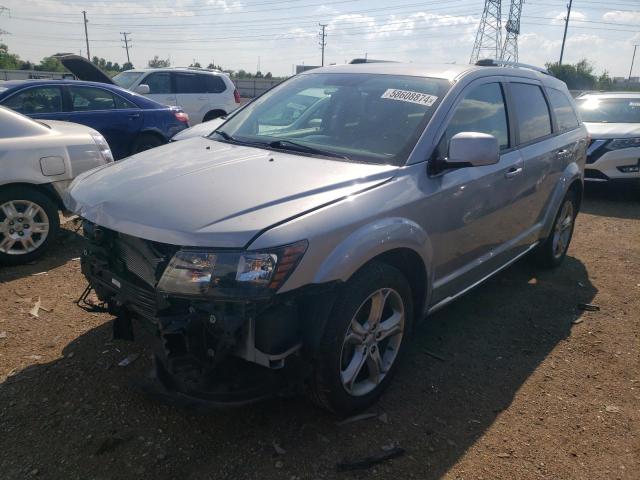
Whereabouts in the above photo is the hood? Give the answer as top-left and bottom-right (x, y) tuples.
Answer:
(66, 138), (398, 248)
(171, 118), (225, 141)
(54, 53), (115, 84)
(584, 122), (640, 139)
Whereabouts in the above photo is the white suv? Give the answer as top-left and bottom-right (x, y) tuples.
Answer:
(113, 67), (240, 125)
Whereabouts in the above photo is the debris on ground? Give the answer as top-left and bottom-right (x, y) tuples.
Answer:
(577, 303), (600, 312)
(30, 272), (48, 277)
(273, 441), (286, 455)
(572, 318), (584, 325)
(29, 297), (42, 318)
(335, 412), (378, 426)
(423, 349), (446, 362)
(528, 278), (538, 285)
(336, 447), (405, 472)
(0, 331), (7, 339)
(605, 405), (621, 413)
(117, 353), (140, 367)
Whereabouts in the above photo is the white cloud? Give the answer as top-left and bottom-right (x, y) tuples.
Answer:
(551, 10), (587, 25)
(602, 10), (640, 23)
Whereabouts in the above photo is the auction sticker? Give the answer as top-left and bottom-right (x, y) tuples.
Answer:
(381, 89), (438, 107)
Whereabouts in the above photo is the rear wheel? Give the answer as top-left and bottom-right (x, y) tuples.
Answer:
(0, 186), (60, 265)
(534, 189), (578, 268)
(308, 262), (413, 415)
(132, 133), (164, 154)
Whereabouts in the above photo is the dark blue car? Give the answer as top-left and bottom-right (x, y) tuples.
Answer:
(0, 79), (189, 159)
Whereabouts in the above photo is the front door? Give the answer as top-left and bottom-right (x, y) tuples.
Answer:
(424, 79), (525, 305)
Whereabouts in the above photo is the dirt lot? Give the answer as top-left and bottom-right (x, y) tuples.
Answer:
(0, 184), (638, 480)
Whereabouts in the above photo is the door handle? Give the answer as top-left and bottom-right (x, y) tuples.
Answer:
(128, 113), (140, 119)
(557, 148), (570, 157)
(198, 96), (208, 100)
(505, 166), (523, 178)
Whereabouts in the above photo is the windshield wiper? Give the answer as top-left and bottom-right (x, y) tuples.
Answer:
(212, 129), (236, 142)
(268, 139), (348, 159)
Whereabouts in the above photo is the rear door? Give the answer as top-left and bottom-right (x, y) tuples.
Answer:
(141, 72), (176, 107)
(426, 77), (525, 304)
(173, 72), (210, 124)
(505, 81), (570, 242)
(66, 85), (142, 159)
(0, 85), (67, 121)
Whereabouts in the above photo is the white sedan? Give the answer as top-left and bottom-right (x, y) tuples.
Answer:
(0, 106), (114, 265)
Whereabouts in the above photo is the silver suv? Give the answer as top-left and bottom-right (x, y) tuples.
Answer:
(66, 62), (587, 414)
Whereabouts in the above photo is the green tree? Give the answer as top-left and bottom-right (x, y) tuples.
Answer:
(148, 56), (170, 68)
(236, 69), (248, 78)
(255, 70), (263, 78)
(36, 56), (65, 72)
(190, 61), (202, 68)
(264, 71), (272, 79)
(0, 43), (22, 70)
(546, 59), (596, 90)
(122, 62), (134, 71)
(596, 70), (613, 90)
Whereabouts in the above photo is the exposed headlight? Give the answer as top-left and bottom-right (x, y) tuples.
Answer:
(606, 137), (640, 151)
(157, 240), (308, 298)
(91, 133), (114, 163)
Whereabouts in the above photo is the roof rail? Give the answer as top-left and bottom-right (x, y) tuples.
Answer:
(349, 58), (398, 64)
(475, 59), (551, 75)
(166, 66), (223, 73)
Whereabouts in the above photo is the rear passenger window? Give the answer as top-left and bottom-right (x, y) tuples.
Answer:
(547, 88), (580, 132)
(441, 82), (509, 152)
(69, 86), (116, 111)
(511, 83), (552, 144)
(144, 73), (172, 94)
(204, 75), (227, 93)
(175, 73), (206, 94)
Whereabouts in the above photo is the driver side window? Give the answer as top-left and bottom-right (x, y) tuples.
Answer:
(438, 82), (509, 156)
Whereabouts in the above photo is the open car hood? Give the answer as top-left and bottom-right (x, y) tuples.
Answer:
(54, 53), (115, 84)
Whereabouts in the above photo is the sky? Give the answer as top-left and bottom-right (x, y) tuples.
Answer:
(1, 0), (639, 78)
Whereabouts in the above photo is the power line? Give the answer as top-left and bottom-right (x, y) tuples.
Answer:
(319, 23), (327, 66)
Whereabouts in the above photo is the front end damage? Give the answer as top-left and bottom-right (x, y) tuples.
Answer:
(79, 222), (335, 409)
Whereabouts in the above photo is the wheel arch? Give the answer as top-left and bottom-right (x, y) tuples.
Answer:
(0, 182), (63, 210)
(203, 109), (227, 122)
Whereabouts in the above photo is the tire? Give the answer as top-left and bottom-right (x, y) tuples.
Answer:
(203, 110), (226, 122)
(0, 186), (60, 266)
(131, 134), (165, 154)
(308, 262), (413, 415)
(534, 189), (578, 269)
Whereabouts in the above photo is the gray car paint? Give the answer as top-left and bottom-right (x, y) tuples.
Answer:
(66, 63), (587, 312)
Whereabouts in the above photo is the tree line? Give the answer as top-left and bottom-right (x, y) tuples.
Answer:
(546, 59), (639, 91)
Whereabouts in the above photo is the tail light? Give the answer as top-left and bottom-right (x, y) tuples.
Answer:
(174, 111), (189, 123)
(233, 88), (241, 104)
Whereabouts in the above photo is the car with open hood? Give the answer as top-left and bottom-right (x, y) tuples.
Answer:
(0, 106), (113, 265)
(66, 61), (587, 414)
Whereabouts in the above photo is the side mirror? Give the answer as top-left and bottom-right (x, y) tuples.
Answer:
(135, 84), (150, 95)
(446, 132), (500, 168)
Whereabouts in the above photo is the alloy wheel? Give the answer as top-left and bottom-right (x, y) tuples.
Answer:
(339, 288), (405, 397)
(0, 200), (50, 255)
(552, 200), (574, 260)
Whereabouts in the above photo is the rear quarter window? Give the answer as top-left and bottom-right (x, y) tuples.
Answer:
(205, 75), (227, 93)
(547, 88), (580, 132)
(511, 83), (552, 144)
(175, 73), (207, 94)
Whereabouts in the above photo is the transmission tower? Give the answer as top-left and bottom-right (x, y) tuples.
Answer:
(470, 0), (502, 64)
(501, 0), (524, 62)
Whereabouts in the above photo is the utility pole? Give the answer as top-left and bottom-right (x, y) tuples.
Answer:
(629, 45), (639, 81)
(318, 23), (327, 66)
(559, 0), (572, 65)
(121, 32), (132, 65)
(82, 10), (90, 60)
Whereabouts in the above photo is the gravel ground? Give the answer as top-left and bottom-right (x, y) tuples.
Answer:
(0, 184), (638, 480)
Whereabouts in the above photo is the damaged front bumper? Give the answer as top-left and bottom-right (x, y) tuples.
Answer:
(79, 226), (336, 408)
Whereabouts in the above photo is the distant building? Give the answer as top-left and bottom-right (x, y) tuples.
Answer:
(613, 76), (640, 85)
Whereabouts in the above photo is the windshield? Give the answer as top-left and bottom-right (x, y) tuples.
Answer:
(113, 71), (144, 89)
(215, 73), (450, 165)
(576, 97), (640, 123)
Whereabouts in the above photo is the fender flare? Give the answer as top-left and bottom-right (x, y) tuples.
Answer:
(540, 162), (583, 239)
(312, 216), (433, 289)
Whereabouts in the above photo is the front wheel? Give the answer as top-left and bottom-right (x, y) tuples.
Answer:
(534, 189), (578, 268)
(0, 187), (60, 265)
(308, 262), (413, 415)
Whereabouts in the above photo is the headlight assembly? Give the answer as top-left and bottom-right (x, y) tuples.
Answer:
(157, 240), (308, 298)
(606, 137), (640, 151)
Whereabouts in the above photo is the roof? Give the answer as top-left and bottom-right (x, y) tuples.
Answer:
(123, 67), (225, 75)
(300, 62), (563, 86)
